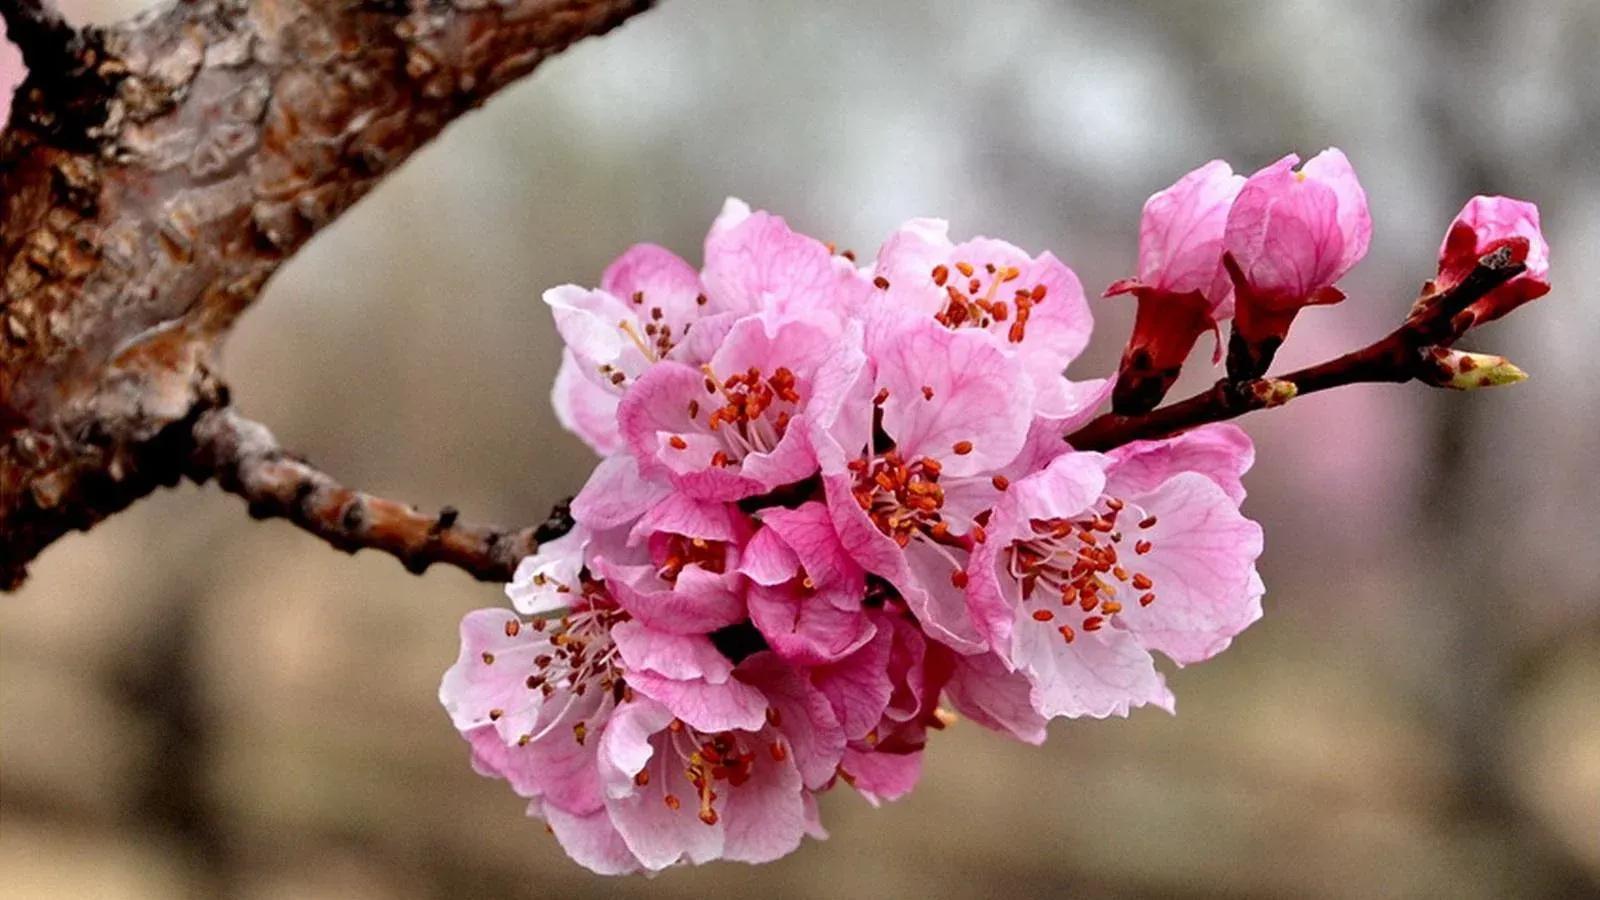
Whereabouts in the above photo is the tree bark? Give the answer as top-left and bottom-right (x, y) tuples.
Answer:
(1, 0), (653, 589)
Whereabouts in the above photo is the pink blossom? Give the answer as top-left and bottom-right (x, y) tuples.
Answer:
(816, 318), (1035, 651)
(445, 197), (1302, 874)
(965, 425), (1263, 719)
(1222, 149), (1371, 377)
(618, 312), (860, 502)
(1436, 195), (1551, 326)
(739, 501), (876, 665)
(594, 679), (828, 871)
(1105, 160), (1245, 413)
(871, 218), (1093, 416)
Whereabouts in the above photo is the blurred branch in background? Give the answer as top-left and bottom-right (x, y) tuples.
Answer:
(0, 0), (653, 588)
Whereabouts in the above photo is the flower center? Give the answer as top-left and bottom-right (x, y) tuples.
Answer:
(930, 261), (1050, 343)
(1004, 496), (1159, 644)
(684, 364), (801, 466)
(849, 451), (975, 586)
(508, 597), (629, 747)
(648, 718), (787, 826)
(653, 533), (730, 583)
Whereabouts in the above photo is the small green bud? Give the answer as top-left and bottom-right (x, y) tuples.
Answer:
(1421, 347), (1527, 390)
(1248, 379), (1298, 408)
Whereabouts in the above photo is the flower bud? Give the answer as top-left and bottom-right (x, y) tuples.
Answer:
(1107, 161), (1244, 413)
(1222, 149), (1371, 380)
(1419, 347), (1527, 391)
(1247, 379), (1298, 408)
(1435, 196), (1550, 328)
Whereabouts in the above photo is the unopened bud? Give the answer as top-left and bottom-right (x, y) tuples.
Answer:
(1420, 347), (1527, 391)
(1248, 379), (1298, 408)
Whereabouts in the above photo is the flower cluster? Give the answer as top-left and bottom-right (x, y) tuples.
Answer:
(441, 152), (1550, 874)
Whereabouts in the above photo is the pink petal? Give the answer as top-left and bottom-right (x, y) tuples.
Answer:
(570, 454), (671, 531)
(551, 350), (623, 455)
(811, 624), (896, 740)
(875, 319), (1033, 476)
(600, 243), (708, 325)
(1105, 422), (1254, 505)
(737, 652), (847, 789)
(717, 743), (808, 864)
(611, 622), (768, 732)
(747, 581), (876, 664)
(537, 802), (643, 876)
(544, 285), (650, 386)
(0, 20), (23, 136)
(839, 746), (923, 806)
(595, 559), (746, 635)
(702, 202), (869, 320)
(1299, 148), (1372, 277)
(1135, 159), (1244, 300)
(944, 651), (1049, 745)
(1112, 472), (1265, 665)
(1012, 620), (1174, 719)
(504, 528), (587, 616)
(758, 502), (865, 590)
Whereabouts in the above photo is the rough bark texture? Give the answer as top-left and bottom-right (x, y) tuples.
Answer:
(1, 0), (653, 589)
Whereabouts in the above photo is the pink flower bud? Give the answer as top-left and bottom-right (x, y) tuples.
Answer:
(1222, 148), (1372, 378)
(1436, 195), (1550, 327)
(1106, 160), (1244, 412)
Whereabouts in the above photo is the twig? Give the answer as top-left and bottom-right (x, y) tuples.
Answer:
(187, 408), (572, 580)
(1066, 247), (1526, 451)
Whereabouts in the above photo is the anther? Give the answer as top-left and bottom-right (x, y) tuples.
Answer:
(952, 440), (974, 455)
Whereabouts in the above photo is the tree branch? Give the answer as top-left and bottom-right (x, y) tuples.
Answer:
(2, 0), (655, 589)
(1066, 247), (1527, 451)
(188, 408), (573, 580)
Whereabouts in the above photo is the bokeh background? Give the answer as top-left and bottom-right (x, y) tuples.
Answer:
(4, 0), (1598, 897)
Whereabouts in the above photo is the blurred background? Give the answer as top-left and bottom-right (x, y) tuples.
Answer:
(3, 0), (1597, 896)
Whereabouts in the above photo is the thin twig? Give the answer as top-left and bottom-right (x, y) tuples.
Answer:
(1066, 248), (1526, 451)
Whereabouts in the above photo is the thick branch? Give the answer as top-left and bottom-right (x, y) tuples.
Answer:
(188, 408), (572, 580)
(1, 0), (655, 588)
(1067, 248), (1526, 451)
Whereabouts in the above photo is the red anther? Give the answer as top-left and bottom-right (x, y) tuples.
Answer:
(971, 525), (987, 544)
(481, 651), (496, 665)
(874, 276), (891, 290)
(1139, 592), (1156, 607)
(922, 385), (936, 400)
(1139, 515), (1159, 529)
(488, 708), (503, 721)
(1082, 616), (1105, 632)
(664, 794), (681, 810)
(1105, 498), (1125, 512)
(952, 440), (974, 455)
(1058, 624), (1076, 643)
(634, 770), (650, 787)
(992, 475), (1010, 491)
(1031, 284), (1048, 301)
(1032, 609), (1055, 622)
(1101, 600), (1123, 615)
(1112, 566), (1129, 582)
(932, 265), (950, 286)
(1135, 540), (1153, 555)
(668, 435), (688, 450)
(950, 570), (969, 589)
(956, 261), (976, 277)
(770, 741), (788, 762)
(1131, 573), (1153, 590)
(504, 619), (521, 637)
(873, 387), (891, 405)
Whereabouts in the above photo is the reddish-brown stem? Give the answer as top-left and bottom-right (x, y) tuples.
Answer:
(187, 409), (572, 580)
(1067, 247), (1526, 451)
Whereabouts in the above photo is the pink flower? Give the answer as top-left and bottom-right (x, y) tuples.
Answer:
(594, 651), (843, 871)
(440, 604), (625, 821)
(618, 312), (861, 502)
(1222, 149), (1372, 378)
(1436, 195), (1551, 326)
(1, 19), (24, 136)
(1105, 160), (1245, 413)
(740, 501), (876, 665)
(871, 218), (1093, 417)
(816, 318), (1035, 651)
(965, 425), (1264, 719)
